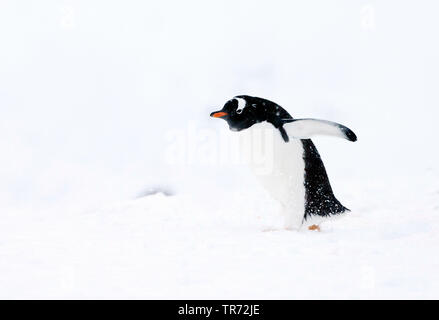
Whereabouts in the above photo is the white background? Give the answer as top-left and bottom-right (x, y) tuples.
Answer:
(1, 1), (438, 298)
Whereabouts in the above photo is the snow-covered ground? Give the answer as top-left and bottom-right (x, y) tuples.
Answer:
(1, 1), (439, 299)
(1, 170), (439, 299)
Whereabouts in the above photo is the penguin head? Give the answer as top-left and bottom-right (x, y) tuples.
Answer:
(210, 95), (292, 132)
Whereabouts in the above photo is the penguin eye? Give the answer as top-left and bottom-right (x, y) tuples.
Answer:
(236, 108), (243, 114)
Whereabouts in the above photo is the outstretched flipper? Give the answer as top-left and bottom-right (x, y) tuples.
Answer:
(281, 118), (357, 142)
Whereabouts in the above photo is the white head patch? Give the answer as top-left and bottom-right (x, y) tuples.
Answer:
(234, 97), (246, 113)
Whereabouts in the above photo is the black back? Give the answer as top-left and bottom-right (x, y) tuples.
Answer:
(301, 139), (348, 219)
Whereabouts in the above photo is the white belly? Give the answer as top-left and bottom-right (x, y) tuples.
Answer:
(237, 122), (306, 229)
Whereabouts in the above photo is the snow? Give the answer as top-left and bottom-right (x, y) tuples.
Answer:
(1, 171), (439, 299)
(1, 0), (439, 299)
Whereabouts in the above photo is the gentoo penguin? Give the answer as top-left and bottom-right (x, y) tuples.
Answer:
(210, 95), (357, 231)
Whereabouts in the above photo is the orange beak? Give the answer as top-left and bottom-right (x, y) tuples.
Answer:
(210, 111), (228, 118)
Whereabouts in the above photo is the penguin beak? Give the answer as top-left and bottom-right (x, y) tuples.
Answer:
(210, 111), (228, 118)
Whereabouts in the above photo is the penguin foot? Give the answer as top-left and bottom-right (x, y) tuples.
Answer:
(308, 224), (321, 232)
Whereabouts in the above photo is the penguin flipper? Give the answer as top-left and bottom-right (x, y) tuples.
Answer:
(282, 118), (357, 142)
